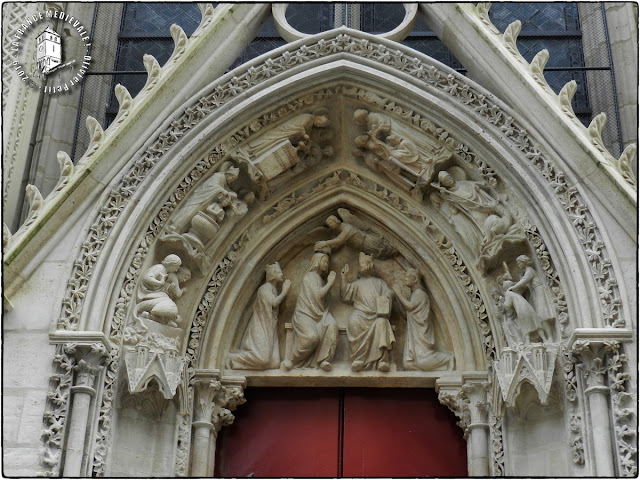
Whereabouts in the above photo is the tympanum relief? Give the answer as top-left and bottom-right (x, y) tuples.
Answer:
(227, 263), (291, 370)
(226, 211), (455, 374)
(231, 109), (334, 200)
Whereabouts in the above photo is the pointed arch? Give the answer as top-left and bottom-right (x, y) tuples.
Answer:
(25, 28), (634, 477)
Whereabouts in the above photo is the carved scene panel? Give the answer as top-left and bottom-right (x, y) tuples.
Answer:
(224, 206), (456, 375)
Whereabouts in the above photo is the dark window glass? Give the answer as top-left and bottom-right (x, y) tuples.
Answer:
(120, 3), (202, 36)
(490, 3), (580, 33)
(360, 3), (407, 34)
(286, 3), (334, 34)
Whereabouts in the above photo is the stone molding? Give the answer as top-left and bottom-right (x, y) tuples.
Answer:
(566, 328), (635, 476)
(38, 337), (109, 476)
(422, 3), (637, 195)
(24, 28), (633, 476)
(40, 30), (623, 341)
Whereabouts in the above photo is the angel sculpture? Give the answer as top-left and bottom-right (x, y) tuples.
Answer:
(314, 208), (397, 259)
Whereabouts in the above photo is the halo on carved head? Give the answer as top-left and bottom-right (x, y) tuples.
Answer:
(516, 254), (532, 266)
(265, 262), (282, 282)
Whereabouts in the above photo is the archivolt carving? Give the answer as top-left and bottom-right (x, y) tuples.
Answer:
(53, 31), (622, 343)
(40, 31), (625, 475)
(606, 345), (637, 476)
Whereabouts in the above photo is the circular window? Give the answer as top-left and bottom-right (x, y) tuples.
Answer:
(273, 3), (418, 42)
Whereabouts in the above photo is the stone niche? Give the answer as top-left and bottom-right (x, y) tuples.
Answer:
(224, 208), (456, 381)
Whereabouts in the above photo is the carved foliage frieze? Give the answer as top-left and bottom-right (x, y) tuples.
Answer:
(606, 344), (637, 477)
(42, 31), (625, 476)
(562, 348), (586, 466)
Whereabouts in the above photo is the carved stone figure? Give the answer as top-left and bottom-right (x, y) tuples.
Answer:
(168, 162), (247, 250)
(227, 263), (291, 370)
(509, 255), (556, 337)
(135, 254), (190, 328)
(353, 108), (391, 139)
(315, 208), (397, 259)
(341, 252), (395, 372)
(500, 278), (548, 345)
(431, 169), (525, 270)
(292, 144), (334, 173)
(393, 268), (454, 371)
(492, 288), (524, 348)
(281, 251), (338, 371)
(234, 109), (332, 199)
(352, 109), (452, 195)
(247, 109), (330, 159)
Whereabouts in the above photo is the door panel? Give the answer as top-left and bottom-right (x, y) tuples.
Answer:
(342, 388), (468, 477)
(215, 387), (467, 478)
(214, 388), (340, 477)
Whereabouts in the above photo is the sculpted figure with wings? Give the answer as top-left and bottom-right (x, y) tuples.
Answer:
(315, 208), (397, 259)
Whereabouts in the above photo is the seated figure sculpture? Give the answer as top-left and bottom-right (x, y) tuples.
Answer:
(163, 161), (248, 259)
(136, 254), (189, 328)
(392, 268), (454, 371)
(281, 250), (338, 371)
(227, 263), (291, 370)
(341, 252), (395, 372)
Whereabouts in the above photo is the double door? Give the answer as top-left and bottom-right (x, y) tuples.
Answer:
(215, 387), (467, 477)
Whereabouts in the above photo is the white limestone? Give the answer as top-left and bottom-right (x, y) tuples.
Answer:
(1, 7), (637, 478)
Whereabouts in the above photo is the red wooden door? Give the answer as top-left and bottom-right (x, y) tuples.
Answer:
(342, 388), (467, 477)
(215, 388), (467, 478)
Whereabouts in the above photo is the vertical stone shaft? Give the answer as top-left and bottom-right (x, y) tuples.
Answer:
(62, 384), (95, 476)
(60, 343), (107, 477)
(191, 420), (214, 476)
(585, 385), (615, 475)
(467, 424), (490, 476)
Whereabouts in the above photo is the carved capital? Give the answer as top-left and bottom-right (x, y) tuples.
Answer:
(436, 374), (490, 435)
(211, 376), (247, 432)
(437, 384), (469, 433)
(63, 342), (108, 391)
(191, 377), (222, 425)
(568, 329), (632, 391)
(460, 380), (491, 428)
